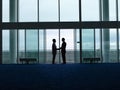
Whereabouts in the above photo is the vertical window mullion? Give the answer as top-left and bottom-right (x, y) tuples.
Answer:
(116, 0), (118, 21)
(58, 0), (61, 63)
(116, 0), (119, 63)
(0, 0), (1, 63)
(44, 29), (46, 63)
(74, 29), (76, 63)
(38, 29), (39, 63)
(79, 0), (82, 63)
(58, 29), (61, 64)
(58, 0), (60, 22)
(38, 0), (39, 63)
(99, 0), (102, 21)
(25, 29), (26, 58)
(17, 30), (18, 64)
(38, 0), (39, 22)
(79, 0), (81, 22)
(99, 0), (103, 63)
(17, 0), (19, 64)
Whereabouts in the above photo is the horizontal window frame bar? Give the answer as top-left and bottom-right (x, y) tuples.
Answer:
(2, 21), (120, 29)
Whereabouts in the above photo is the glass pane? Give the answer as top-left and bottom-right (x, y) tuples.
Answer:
(39, 30), (45, 63)
(46, 30), (59, 64)
(110, 29), (117, 63)
(19, 0), (38, 22)
(118, 0), (120, 21)
(95, 29), (101, 63)
(39, 0), (58, 22)
(26, 30), (38, 63)
(102, 28), (110, 63)
(2, 30), (10, 64)
(2, 0), (9, 22)
(60, 0), (79, 21)
(60, 29), (74, 63)
(109, 0), (116, 21)
(82, 29), (94, 63)
(95, 29), (100, 57)
(74, 29), (80, 63)
(82, 0), (99, 21)
(18, 30), (25, 63)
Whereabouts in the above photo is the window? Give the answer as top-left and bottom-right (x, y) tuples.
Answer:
(60, 0), (79, 21)
(2, 0), (9, 22)
(81, 0), (99, 21)
(19, 0), (38, 22)
(2, 30), (10, 63)
(39, 0), (58, 22)
(2, 0), (120, 64)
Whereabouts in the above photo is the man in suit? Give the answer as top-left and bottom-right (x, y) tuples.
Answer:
(60, 38), (67, 64)
(52, 39), (57, 64)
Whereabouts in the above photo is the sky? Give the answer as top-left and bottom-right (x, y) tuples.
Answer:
(2, 0), (120, 51)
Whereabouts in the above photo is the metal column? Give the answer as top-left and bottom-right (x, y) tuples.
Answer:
(102, 0), (110, 62)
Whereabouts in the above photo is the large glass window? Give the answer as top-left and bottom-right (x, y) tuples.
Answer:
(18, 30), (25, 62)
(2, 0), (120, 64)
(39, 0), (58, 22)
(95, 29), (101, 59)
(2, 30), (10, 64)
(18, 29), (46, 64)
(2, 0), (120, 22)
(2, 0), (9, 22)
(60, 0), (79, 21)
(19, 0), (38, 22)
(118, 29), (120, 62)
(81, 0), (99, 21)
(26, 30), (38, 62)
(46, 29), (75, 64)
(82, 29), (94, 63)
(60, 29), (74, 63)
(46, 29), (59, 64)
(74, 29), (80, 63)
(39, 30), (46, 63)
(118, 0), (120, 21)
(109, 0), (117, 21)
(110, 29), (117, 62)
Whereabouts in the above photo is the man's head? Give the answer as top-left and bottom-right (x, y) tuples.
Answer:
(62, 38), (65, 42)
(52, 39), (56, 43)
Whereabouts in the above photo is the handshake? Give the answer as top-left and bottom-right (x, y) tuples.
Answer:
(52, 38), (67, 64)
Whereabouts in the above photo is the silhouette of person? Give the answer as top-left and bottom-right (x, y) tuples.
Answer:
(60, 38), (67, 64)
(52, 39), (57, 64)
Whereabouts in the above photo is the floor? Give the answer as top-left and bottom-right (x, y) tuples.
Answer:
(0, 63), (120, 90)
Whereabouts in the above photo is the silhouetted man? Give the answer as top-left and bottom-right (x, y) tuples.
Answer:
(52, 39), (57, 64)
(60, 38), (67, 64)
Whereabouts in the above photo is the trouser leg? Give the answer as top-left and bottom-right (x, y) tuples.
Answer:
(62, 53), (66, 64)
(52, 54), (56, 64)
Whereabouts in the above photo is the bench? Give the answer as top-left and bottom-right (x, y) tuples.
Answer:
(19, 58), (37, 64)
(83, 58), (100, 63)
